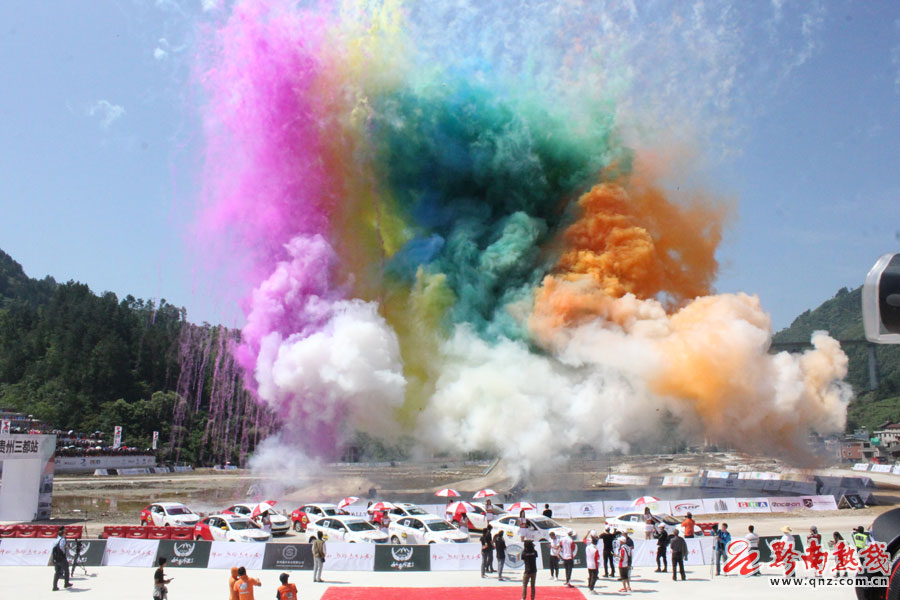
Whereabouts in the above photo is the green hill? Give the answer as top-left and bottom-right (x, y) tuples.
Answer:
(0, 249), (56, 309)
(773, 286), (900, 432)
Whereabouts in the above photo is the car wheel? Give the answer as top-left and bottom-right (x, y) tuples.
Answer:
(391, 536), (400, 544)
(293, 522), (304, 533)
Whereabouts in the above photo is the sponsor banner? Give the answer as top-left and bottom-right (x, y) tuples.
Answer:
(374, 544), (431, 571)
(172, 466), (193, 472)
(838, 494), (866, 510)
(504, 540), (544, 571)
(602, 500), (634, 518)
(429, 542), (482, 571)
(605, 474), (651, 486)
(152, 431), (158, 450)
(0, 538), (55, 566)
(113, 426), (122, 449)
(0, 420), (9, 434)
(208, 542), (265, 570)
(661, 475), (695, 487)
(262, 543), (314, 570)
(569, 501), (604, 519)
(733, 497), (771, 513)
(320, 542), (375, 571)
(695, 537), (715, 565)
(806, 495), (838, 511)
(628, 538), (709, 566)
(766, 497), (805, 512)
(701, 498), (737, 514)
(759, 535), (803, 563)
(670, 499), (703, 517)
(852, 463), (870, 471)
(155, 540), (211, 568)
(103, 538), (159, 567)
(892, 465), (900, 475)
(547, 503), (571, 520)
(705, 470), (731, 479)
(118, 468), (151, 475)
(66, 539), (106, 568)
(738, 471), (781, 480)
(871, 464), (892, 473)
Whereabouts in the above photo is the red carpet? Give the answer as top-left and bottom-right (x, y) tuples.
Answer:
(321, 587), (586, 600)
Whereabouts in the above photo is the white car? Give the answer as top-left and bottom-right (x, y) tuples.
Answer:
(223, 503), (290, 536)
(491, 513), (573, 542)
(142, 502), (200, 527)
(389, 516), (470, 544)
(195, 515), (271, 543)
(604, 513), (693, 537)
(306, 516), (389, 544)
(388, 503), (438, 519)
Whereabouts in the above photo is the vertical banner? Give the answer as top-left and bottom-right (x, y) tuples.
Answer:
(152, 431), (158, 450)
(0, 420), (10, 434)
(113, 426), (122, 449)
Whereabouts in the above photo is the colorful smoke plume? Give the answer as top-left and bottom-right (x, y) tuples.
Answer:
(196, 0), (851, 474)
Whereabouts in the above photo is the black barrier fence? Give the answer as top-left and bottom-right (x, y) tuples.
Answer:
(538, 540), (587, 569)
(374, 544), (432, 571)
(262, 543), (314, 571)
(758, 535), (803, 564)
(65, 539), (106, 567)
(156, 540), (212, 568)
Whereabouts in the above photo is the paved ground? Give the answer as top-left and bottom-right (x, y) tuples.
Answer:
(2, 564), (859, 599)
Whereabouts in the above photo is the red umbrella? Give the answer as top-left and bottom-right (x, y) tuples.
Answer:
(435, 488), (460, 498)
(446, 501), (476, 515)
(337, 496), (359, 510)
(473, 489), (497, 499)
(366, 501), (396, 513)
(632, 496), (660, 507)
(251, 500), (277, 518)
(507, 502), (536, 513)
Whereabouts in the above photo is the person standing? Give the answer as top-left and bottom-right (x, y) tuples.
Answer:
(494, 528), (507, 581)
(261, 511), (273, 535)
(276, 573), (297, 600)
(681, 513), (695, 538)
(655, 524), (669, 573)
(51, 526), (72, 591)
(618, 532), (633, 593)
(229, 566), (240, 600)
(521, 539), (539, 600)
(669, 530), (687, 581)
(517, 510), (530, 541)
(484, 499), (496, 527)
(548, 531), (561, 580)
(780, 526), (796, 577)
(481, 525), (494, 578)
(457, 512), (470, 537)
(312, 531), (326, 583)
(543, 504), (553, 518)
(745, 525), (760, 576)
(233, 566), (261, 600)
(600, 527), (616, 578)
(831, 532), (848, 577)
(586, 536), (600, 594)
(153, 557), (172, 599)
(807, 525), (821, 546)
(559, 531), (576, 588)
(715, 523), (731, 576)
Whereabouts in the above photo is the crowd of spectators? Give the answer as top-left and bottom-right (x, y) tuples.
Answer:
(3, 423), (151, 457)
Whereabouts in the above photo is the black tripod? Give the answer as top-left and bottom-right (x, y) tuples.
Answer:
(69, 540), (88, 577)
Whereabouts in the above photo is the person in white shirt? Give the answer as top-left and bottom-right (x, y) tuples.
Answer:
(548, 531), (561, 580)
(585, 536), (600, 594)
(779, 525), (795, 577)
(559, 531), (576, 588)
(745, 525), (760, 575)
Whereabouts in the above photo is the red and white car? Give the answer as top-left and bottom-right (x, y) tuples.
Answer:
(193, 514), (271, 543)
(291, 503), (339, 533)
(222, 503), (290, 536)
(140, 502), (200, 528)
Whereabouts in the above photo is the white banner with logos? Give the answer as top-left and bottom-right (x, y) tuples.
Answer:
(803, 495), (839, 511)
(767, 497), (806, 512)
(320, 542), (375, 571)
(705, 470), (731, 479)
(602, 500), (635, 517)
(113, 426), (122, 449)
(0, 538), (55, 566)
(624, 538), (713, 567)
(892, 465), (900, 475)
(0, 420), (9, 435)
(207, 542), (265, 570)
(605, 474), (651, 486)
(733, 497), (772, 513)
(662, 475), (695, 487)
(569, 501), (604, 519)
(670, 499), (704, 516)
(102, 538), (159, 567)
(852, 463), (870, 471)
(545, 503), (571, 520)
(429, 543), (482, 570)
(701, 498), (738, 514)
(871, 464), (892, 473)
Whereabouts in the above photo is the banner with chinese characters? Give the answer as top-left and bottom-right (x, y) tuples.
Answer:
(320, 542), (375, 571)
(208, 542), (265, 570)
(0, 538), (55, 566)
(102, 538), (159, 567)
(428, 543), (482, 571)
(0, 434), (56, 521)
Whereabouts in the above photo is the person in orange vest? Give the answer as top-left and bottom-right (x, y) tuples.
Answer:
(276, 573), (298, 600)
(682, 512), (696, 538)
(233, 566), (262, 600)
(228, 566), (240, 600)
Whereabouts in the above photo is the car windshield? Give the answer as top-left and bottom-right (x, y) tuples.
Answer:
(228, 520), (255, 530)
(347, 521), (377, 532)
(530, 518), (558, 529)
(426, 521), (455, 532)
(661, 516), (679, 525)
(322, 508), (337, 516)
(166, 507), (192, 515)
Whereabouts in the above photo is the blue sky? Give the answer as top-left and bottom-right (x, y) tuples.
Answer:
(1, 0), (898, 332)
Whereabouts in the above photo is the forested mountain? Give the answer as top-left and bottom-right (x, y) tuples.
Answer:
(773, 286), (900, 433)
(0, 250), (271, 464)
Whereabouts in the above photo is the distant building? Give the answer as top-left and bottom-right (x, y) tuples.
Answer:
(874, 423), (900, 446)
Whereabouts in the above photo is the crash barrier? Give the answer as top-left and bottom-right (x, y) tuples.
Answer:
(0, 537), (726, 570)
(0, 525), (82, 539)
(99, 526), (194, 540)
(172, 466), (194, 472)
(854, 463), (900, 476)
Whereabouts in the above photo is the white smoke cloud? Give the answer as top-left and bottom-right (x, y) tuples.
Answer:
(87, 100), (125, 129)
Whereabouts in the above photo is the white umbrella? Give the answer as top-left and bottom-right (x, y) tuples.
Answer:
(251, 500), (277, 518)
(507, 502), (536, 513)
(473, 489), (497, 499)
(337, 496), (359, 510)
(632, 496), (660, 507)
(435, 488), (460, 498)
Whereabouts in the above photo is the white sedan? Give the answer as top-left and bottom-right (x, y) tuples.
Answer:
(306, 516), (389, 544)
(142, 502), (200, 528)
(223, 503), (290, 536)
(492, 513), (573, 542)
(605, 513), (693, 537)
(194, 515), (272, 543)
(388, 503), (438, 519)
(389, 516), (470, 544)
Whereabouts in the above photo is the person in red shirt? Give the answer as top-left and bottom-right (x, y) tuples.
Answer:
(682, 513), (696, 538)
(276, 573), (297, 600)
(229, 567), (240, 600)
(233, 567), (262, 600)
